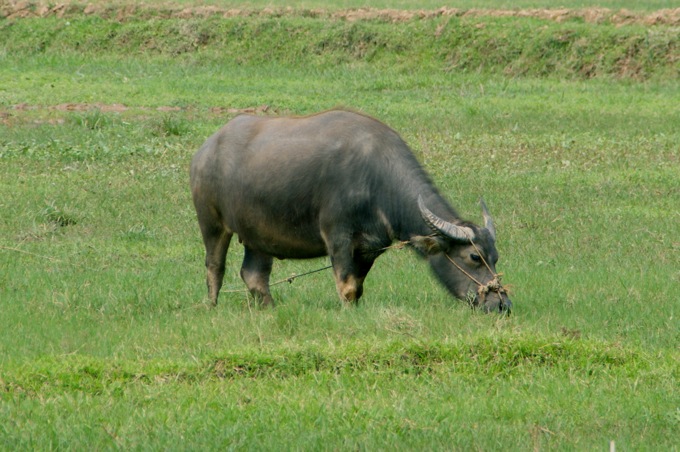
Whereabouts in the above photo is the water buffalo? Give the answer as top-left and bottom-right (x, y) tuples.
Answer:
(190, 109), (511, 312)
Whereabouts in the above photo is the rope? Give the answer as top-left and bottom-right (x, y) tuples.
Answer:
(0, 245), (66, 263)
(270, 264), (333, 287)
(445, 239), (509, 303)
(445, 254), (484, 287)
(216, 235), (510, 300)
(216, 240), (414, 294)
(4, 235), (508, 301)
(219, 263), (334, 294)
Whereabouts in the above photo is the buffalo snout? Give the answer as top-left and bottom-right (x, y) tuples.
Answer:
(480, 292), (512, 315)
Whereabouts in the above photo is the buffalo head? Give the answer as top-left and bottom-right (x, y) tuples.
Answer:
(412, 196), (512, 314)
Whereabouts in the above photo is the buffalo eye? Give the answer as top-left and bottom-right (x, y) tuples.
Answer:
(470, 253), (482, 263)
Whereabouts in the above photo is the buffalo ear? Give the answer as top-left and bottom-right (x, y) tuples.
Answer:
(410, 235), (444, 255)
(480, 197), (496, 241)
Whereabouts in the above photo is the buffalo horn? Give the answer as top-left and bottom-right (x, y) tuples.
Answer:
(480, 197), (496, 241)
(418, 195), (475, 241)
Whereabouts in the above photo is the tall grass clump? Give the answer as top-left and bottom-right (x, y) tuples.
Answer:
(152, 114), (192, 137)
(69, 109), (116, 130)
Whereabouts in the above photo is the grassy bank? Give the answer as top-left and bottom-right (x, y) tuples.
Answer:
(1, 3), (679, 449)
(2, 12), (678, 80)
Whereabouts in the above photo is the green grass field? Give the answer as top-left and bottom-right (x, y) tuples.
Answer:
(1, 2), (679, 450)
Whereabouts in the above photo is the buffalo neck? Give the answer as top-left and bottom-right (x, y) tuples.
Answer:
(388, 181), (461, 243)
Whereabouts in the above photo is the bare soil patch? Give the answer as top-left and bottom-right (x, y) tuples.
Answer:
(10, 103), (270, 113)
(1, 103), (273, 125)
(2, 1), (679, 26)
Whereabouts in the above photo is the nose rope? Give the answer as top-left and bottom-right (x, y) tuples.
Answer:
(390, 235), (508, 303)
(444, 254), (484, 286)
(444, 240), (508, 305)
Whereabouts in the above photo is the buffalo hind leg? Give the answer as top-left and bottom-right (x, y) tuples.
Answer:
(194, 199), (232, 306)
(202, 228), (232, 306)
(240, 247), (275, 307)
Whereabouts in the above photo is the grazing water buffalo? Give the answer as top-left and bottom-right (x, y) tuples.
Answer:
(190, 109), (511, 312)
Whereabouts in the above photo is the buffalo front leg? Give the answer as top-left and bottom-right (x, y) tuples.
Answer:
(323, 228), (376, 304)
(240, 247), (275, 307)
(328, 249), (374, 304)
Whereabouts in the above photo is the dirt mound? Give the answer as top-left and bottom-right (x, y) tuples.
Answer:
(2, 1), (679, 26)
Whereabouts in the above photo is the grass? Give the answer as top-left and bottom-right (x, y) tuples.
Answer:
(1, 2), (679, 449)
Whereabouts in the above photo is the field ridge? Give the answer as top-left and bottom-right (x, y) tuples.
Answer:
(3, 1), (680, 25)
(3, 336), (675, 396)
(2, 9), (679, 81)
